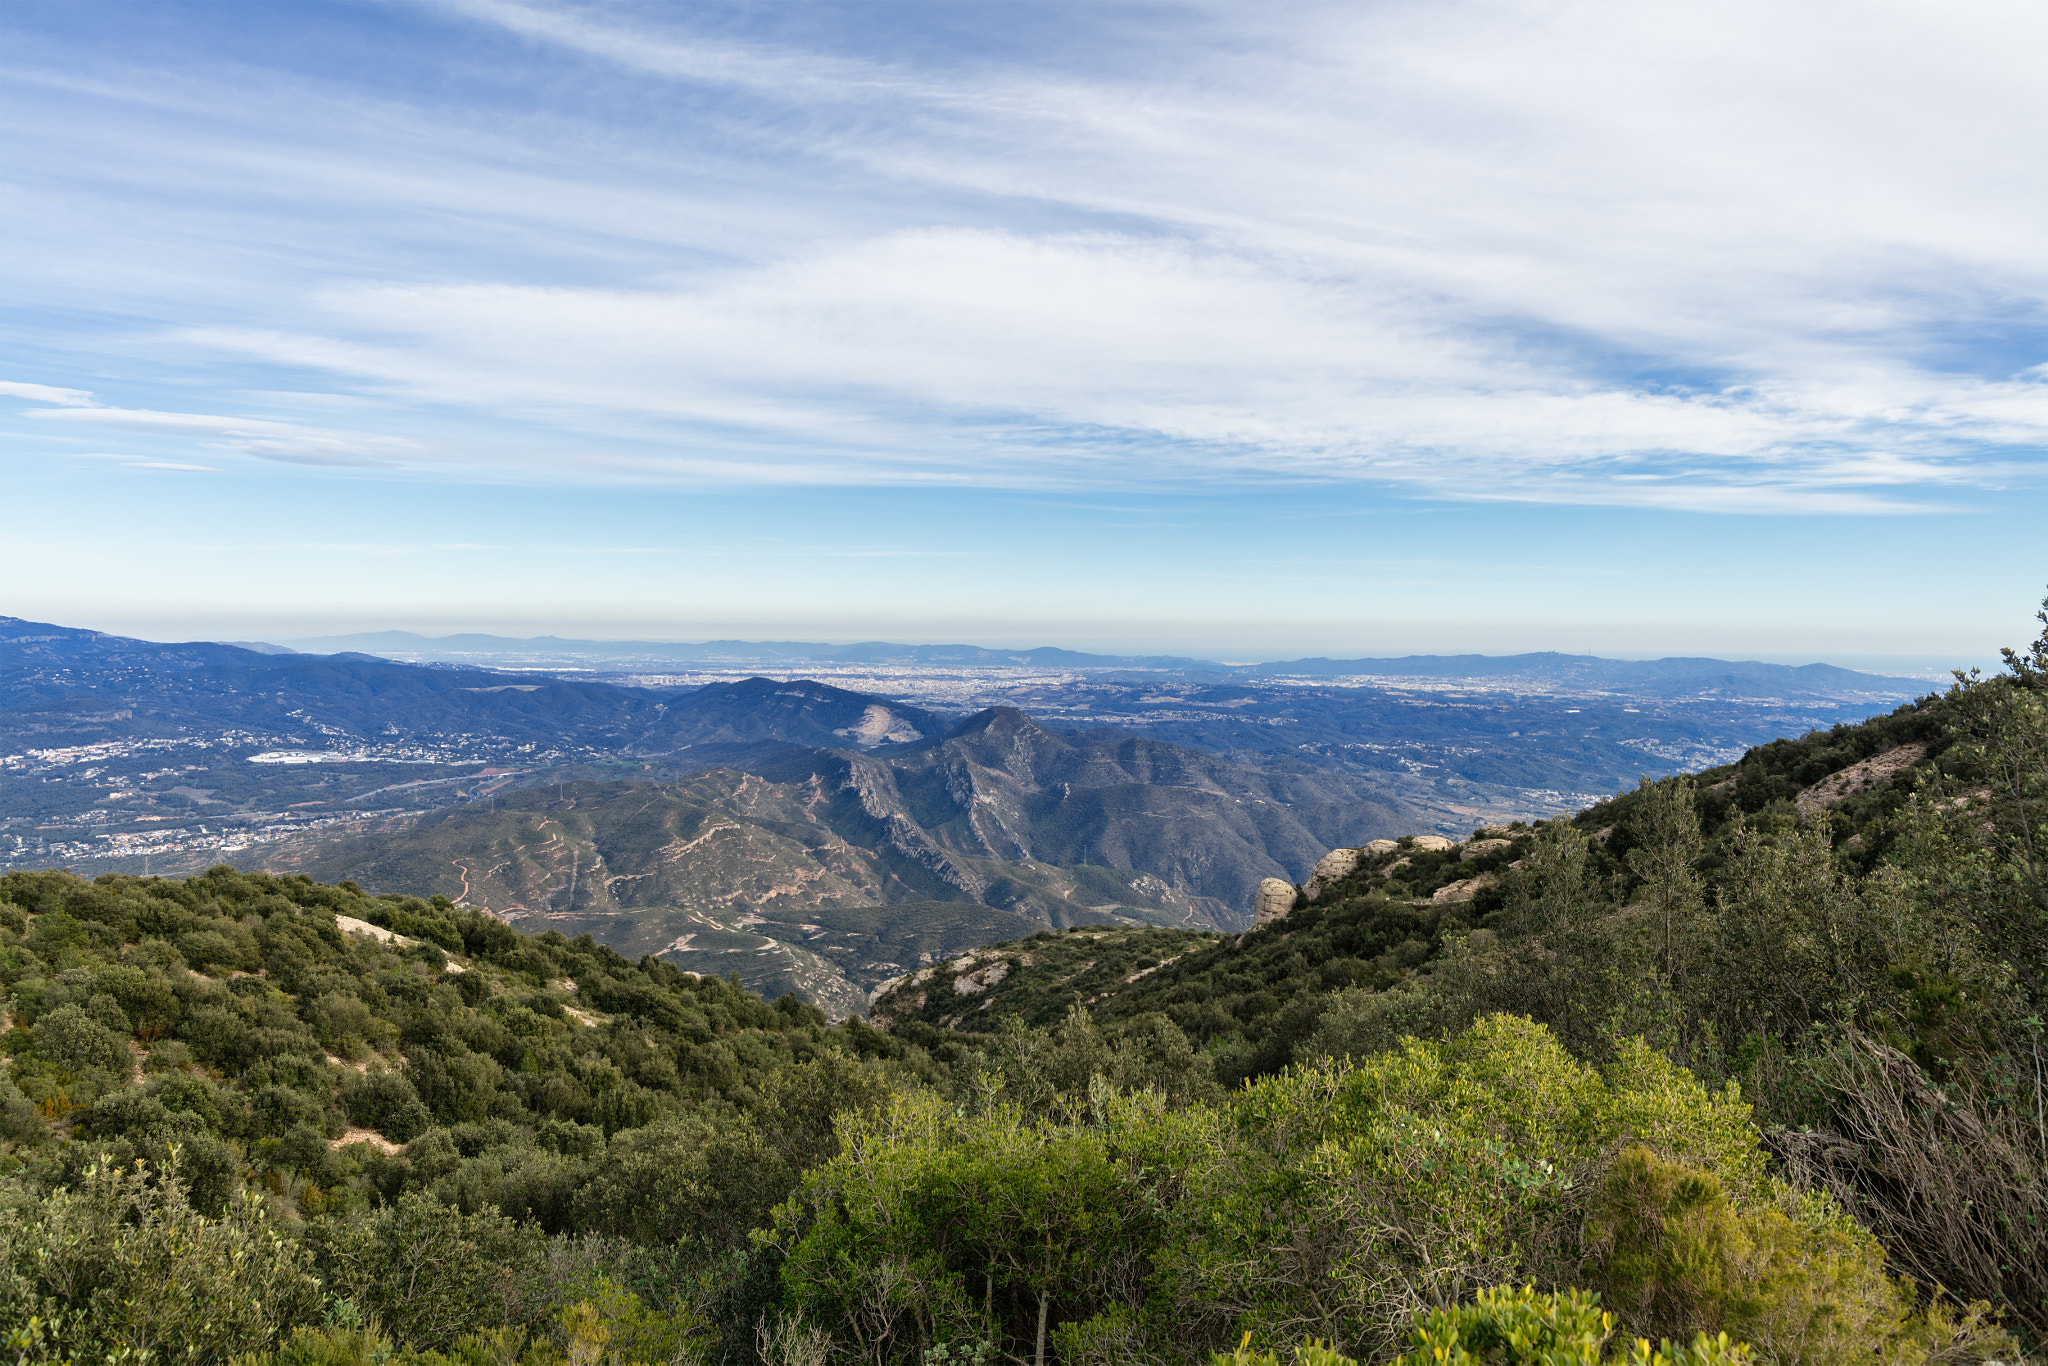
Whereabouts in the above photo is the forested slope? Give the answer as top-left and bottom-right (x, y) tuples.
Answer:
(872, 601), (2048, 1348)
(2, 600), (2044, 1366)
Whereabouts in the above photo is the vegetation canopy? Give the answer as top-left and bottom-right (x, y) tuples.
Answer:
(2, 597), (2047, 1364)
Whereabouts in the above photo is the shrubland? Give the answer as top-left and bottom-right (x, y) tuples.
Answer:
(3, 601), (2047, 1363)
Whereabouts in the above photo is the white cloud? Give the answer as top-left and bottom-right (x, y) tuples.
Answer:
(6, 0), (2048, 511)
(0, 380), (97, 406)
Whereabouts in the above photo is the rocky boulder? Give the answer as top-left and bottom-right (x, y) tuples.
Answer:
(1303, 847), (1363, 902)
(1409, 835), (1455, 853)
(1460, 838), (1513, 861)
(1252, 877), (1298, 929)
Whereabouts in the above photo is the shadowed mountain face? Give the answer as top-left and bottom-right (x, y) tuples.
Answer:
(234, 707), (1428, 1014)
(751, 707), (1426, 912)
(267, 767), (1225, 1016)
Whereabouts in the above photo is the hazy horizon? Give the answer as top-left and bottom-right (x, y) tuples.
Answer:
(9, 608), (1982, 680)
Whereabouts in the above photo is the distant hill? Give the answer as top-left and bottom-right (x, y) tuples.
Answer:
(641, 676), (948, 752)
(273, 628), (1928, 699)
(281, 629), (1217, 670)
(0, 614), (663, 752)
(1250, 651), (1926, 698)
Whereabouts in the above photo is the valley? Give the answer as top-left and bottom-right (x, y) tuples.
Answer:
(1, 615), (1931, 1013)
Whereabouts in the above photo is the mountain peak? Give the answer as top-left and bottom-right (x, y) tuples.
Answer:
(945, 706), (1043, 739)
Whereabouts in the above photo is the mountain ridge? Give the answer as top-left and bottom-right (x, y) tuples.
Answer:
(265, 625), (1929, 695)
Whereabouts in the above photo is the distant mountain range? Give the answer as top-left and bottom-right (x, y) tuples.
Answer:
(268, 629), (1928, 699)
(1247, 652), (1925, 697)
(279, 630), (1217, 670)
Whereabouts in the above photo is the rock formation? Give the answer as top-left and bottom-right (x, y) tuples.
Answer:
(1303, 847), (1362, 902)
(1793, 742), (1928, 817)
(1460, 838), (1512, 861)
(1252, 877), (1297, 928)
(1409, 835), (1455, 853)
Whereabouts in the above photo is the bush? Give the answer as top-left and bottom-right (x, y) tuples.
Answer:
(0, 1086), (48, 1146)
(342, 1068), (433, 1143)
(1586, 1147), (2014, 1366)
(31, 1003), (132, 1076)
(1206, 1288), (1759, 1365)
(0, 1157), (321, 1361)
(1168, 1016), (1766, 1359)
(312, 1191), (551, 1350)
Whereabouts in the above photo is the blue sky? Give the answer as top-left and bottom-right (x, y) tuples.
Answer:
(3, 0), (2045, 668)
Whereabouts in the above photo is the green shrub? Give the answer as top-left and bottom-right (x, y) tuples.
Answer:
(773, 1087), (1180, 1366)
(31, 1003), (132, 1076)
(311, 1191), (551, 1351)
(1169, 1016), (1768, 1359)
(1585, 1148), (2015, 1366)
(1206, 1288), (1759, 1365)
(0, 1156), (322, 1361)
(341, 1067), (433, 1142)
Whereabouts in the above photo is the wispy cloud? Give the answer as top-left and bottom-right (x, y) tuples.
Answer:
(0, 380), (97, 406)
(3, 0), (2046, 515)
(26, 404), (417, 467)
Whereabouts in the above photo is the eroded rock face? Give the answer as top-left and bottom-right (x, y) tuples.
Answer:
(953, 960), (1010, 995)
(1304, 847), (1363, 902)
(1460, 839), (1513, 861)
(1252, 877), (1297, 928)
(1409, 835), (1455, 853)
(1362, 839), (1399, 856)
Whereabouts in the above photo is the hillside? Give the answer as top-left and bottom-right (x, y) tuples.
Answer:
(865, 611), (2048, 1342)
(871, 682), (1964, 1067)
(240, 705), (1427, 1015)
(870, 828), (1529, 1081)
(262, 772), (1207, 1018)
(753, 706), (1427, 909)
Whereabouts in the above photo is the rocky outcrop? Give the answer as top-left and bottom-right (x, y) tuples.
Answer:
(952, 959), (1010, 995)
(1793, 743), (1928, 817)
(1362, 839), (1399, 856)
(1409, 835), (1455, 853)
(1252, 877), (1298, 928)
(1460, 838), (1512, 861)
(1304, 847), (1363, 902)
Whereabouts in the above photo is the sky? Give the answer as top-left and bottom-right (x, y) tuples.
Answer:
(2, 0), (2045, 670)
